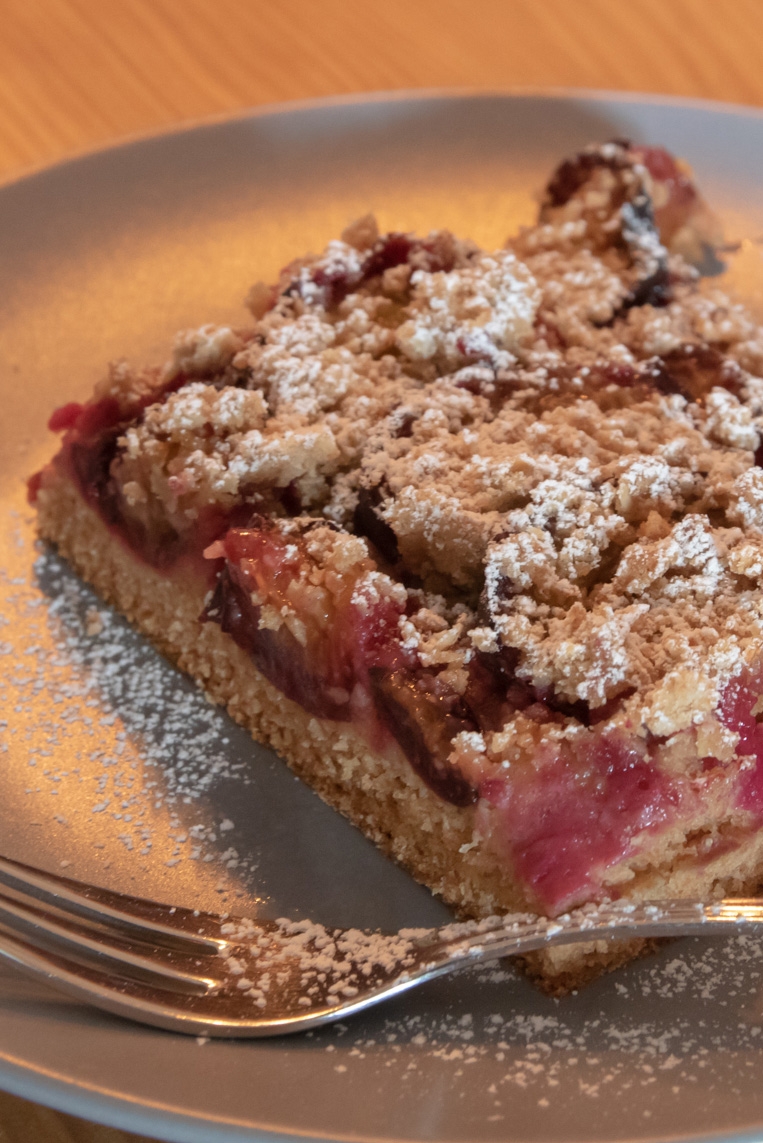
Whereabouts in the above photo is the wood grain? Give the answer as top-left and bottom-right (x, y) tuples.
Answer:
(1, 0), (761, 1139)
(3, 0), (763, 181)
(0, 1090), (155, 1143)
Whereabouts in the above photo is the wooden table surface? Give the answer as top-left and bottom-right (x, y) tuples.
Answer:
(2, 0), (763, 1139)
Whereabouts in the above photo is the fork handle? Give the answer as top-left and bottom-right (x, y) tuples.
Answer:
(413, 898), (763, 972)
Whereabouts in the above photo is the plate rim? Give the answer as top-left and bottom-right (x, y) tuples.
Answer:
(3, 84), (763, 194)
(0, 1053), (287, 1143)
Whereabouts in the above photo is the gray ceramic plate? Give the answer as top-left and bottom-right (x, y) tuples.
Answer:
(3, 91), (763, 1143)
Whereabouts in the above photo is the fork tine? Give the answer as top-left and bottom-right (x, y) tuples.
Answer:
(0, 925), (244, 1036)
(0, 855), (223, 954)
(0, 915), (354, 1038)
(0, 888), (220, 994)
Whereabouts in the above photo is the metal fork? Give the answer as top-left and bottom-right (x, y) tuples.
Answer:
(0, 853), (762, 1038)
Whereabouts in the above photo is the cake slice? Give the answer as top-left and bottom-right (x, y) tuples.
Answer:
(30, 141), (763, 992)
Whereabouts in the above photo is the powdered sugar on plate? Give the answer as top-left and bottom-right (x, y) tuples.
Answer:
(296, 929), (763, 1128)
(0, 498), (260, 903)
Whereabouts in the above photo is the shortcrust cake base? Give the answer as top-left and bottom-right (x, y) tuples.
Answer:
(35, 473), (763, 993)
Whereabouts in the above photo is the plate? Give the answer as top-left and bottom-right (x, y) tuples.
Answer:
(3, 90), (763, 1143)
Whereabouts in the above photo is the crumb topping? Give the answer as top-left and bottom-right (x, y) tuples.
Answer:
(395, 252), (539, 371)
(81, 142), (763, 749)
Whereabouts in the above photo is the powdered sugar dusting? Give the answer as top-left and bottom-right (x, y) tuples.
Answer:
(0, 500), (259, 902)
(299, 931), (763, 1130)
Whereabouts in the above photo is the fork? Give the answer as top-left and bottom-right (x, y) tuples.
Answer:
(0, 853), (762, 1039)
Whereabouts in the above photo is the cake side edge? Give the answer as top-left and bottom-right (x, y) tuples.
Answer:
(40, 469), (763, 993)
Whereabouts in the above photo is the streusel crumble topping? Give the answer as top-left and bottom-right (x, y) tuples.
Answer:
(76, 144), (763, 753)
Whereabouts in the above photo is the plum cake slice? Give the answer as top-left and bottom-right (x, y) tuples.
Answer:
(31, 141), (763, 992)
